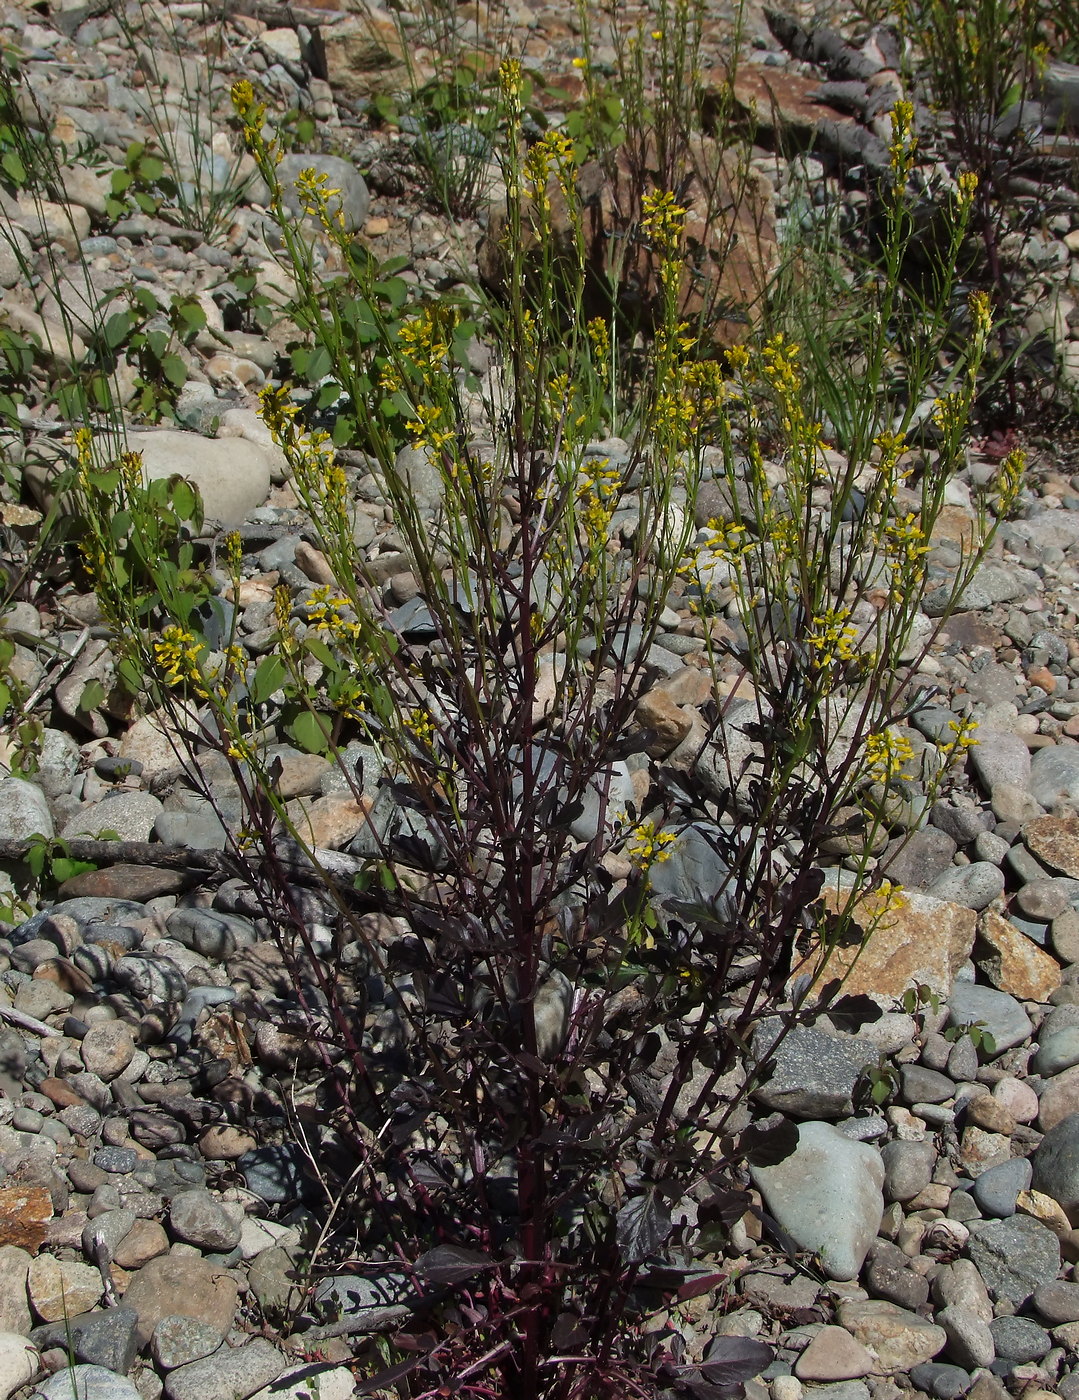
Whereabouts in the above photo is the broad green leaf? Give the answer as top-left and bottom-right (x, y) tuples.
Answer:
(78, 679), (106, 713)
(1, 150), (25, 187)
(161, 353), (187, 388)
(52, 858), (96, 883)
(289, 709), (331, 754)
(251, 654), (287, 705)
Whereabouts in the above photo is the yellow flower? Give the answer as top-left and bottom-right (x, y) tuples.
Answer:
(941, 716), (980, 757)
(957, 169), (978, 211)
(224, 531), (244, 576)
(865, 728), (915, 784)
(889, 100), (917, 185)
(154, 625), (206, 691)
(806, 607), (865, 668)
(625, 820), (677, 868)
(641, 189), (687, 258)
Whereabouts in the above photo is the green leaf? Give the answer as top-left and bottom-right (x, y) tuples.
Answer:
(168, 478), (200, 522)
(52, 857), (96, 883)
(175, 300), (207, 334)
(25, 836), (46, 881)
(78, 679), (106, 713)
(103, 311), (134, 350)
(138, 154), (165, 182)
(251, 654), (287, 705)
(289, 709), (331, 754)
(303, 635), (337, 669)
(306, 344), (331, 382)
(116, 657), (144, 693)
(1, 150), (25, 187)
(161, 353), (187, 388)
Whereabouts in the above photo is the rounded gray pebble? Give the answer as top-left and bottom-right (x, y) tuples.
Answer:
(971, 1156), (1032, 1218)
(989, 1314), (1051, 1361)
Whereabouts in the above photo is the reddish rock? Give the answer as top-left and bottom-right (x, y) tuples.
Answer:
(59, 863), (188, 901)
(37, 1078), (86, 1109)
(1038, 1065), (1079, 1133)
(792, 889), (976, 1004)
(976, 909), (1062, 1001)
(0, 1187), (52, 1253)
(1025, 815), (1079, 879)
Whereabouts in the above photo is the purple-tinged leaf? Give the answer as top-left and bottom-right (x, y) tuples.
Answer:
(616, 1190), (673, 1263)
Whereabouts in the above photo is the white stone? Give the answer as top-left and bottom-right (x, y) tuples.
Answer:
(248, 1366), (354, 1400)
(0, 1333), (37, 1400)
(126, 429), (273, 526)
(0, 777), (53, 841)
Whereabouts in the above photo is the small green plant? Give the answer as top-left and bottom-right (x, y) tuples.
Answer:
(901, 982), (943, 1017)
(108, 0), (253, 240)
(944, 1020), (997, 1056)
(105, 140), (178, 222)
(23, 833), (98, 888)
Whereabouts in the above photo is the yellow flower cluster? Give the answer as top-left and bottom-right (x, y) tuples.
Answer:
(397, 305), (454, 378)
(305, 585), (362, 642)
(994, 447), (1025, 517)
(940, 716), (980, 758)
(408, 401), (456, 452)
(889, 100), (917, 188)
(578, 458), (622, 551)
(700, 518), (752, 566)
(885, 512), (929, 574)
(498, 58), (523, 107)
(524, 130), (576, 211)
(404, 707), (436, 747)
(641, 189), (687, 257)
(625, 820), (677, 868)
(154, 625), (206, 691)
(865, 728), (915, 784)
(806, 607), (865, 669)
(294, 167), (345, 235)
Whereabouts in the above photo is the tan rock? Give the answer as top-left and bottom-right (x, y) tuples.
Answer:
(636, 689), (694, 757)
(0, 1187), (52, 1253)
(122, 1252), (239, 1348)
(112, 1218), (169, 1270)
(966, 1095), (1017, 1135)
(837, 1299), (946, 1373)
(1037, 1064), (1079, 1132)
(790, 889), (976, 1004)
(198, 1125), (257, 1161)
(1017, 1189), (1073, 1238)
(975, 909), (1062, 1000)
(27, 1255), (102, 1322)
(794, 1325), (874, 1380)
(1025, 814), (1079, 878)
(0, 1248), (31, 1335)
(959, 1127), (1012, 1177)
(283, 793), (372, 850)
(320, 14), (414, 101)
